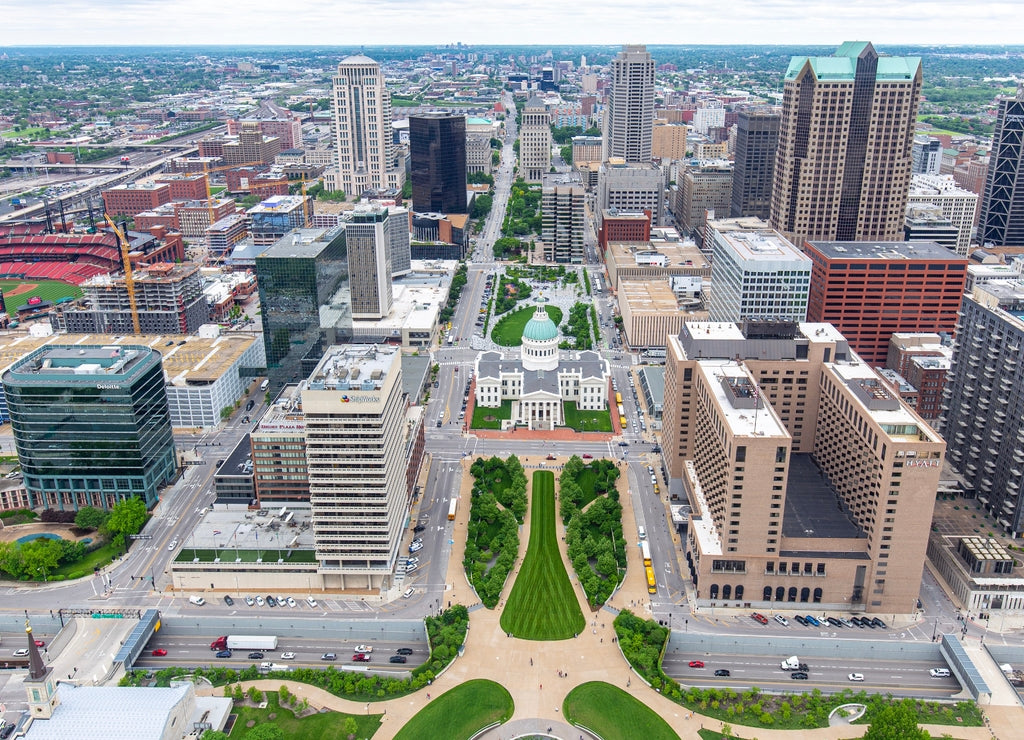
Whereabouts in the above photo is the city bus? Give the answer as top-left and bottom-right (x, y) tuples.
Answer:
(448, 498), (458, 521)
(620, 415), (628, 429)
(615, 392), (623, 405)
(640, 540), (652, 567)
(645, 565), (657, 594)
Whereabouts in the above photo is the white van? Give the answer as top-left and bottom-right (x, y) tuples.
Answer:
(188, 595), (206, 606)
(638, 526), (647, 540)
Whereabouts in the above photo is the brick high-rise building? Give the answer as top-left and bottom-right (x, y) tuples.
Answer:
(331, 55), (405, 197)
(602, 45), (655, 164)
(520, 96), (551, 184)
(102, 183), (171, 217)
(979, 86), (1024, 247)
(663, 321), (945, 614)
(804, 240), (967, 366)
(770, 42), (922, 245)
(731, 109), (780, 219)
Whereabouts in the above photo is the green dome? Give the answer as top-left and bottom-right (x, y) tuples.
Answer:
(522, 306), (559, 342)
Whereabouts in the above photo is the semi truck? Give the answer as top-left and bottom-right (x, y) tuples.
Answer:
(780, 655), (809, 671)
(210, 635), (278, 651)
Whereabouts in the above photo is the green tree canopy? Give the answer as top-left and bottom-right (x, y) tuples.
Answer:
(105, 497), (148, 545)
(74, 506), (108, 531)
(244, 725), (285, 740)
(863, 700), (931, 740)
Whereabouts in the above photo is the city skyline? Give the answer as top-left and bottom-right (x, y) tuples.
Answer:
(3, 1), (1024, 46)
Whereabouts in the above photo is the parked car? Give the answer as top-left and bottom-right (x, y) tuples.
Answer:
(286, 597), (297, 608)
(794, 615), (808, 626)
(245, 596), (255, 606)
(871, 617), (887, 629)
(791, 671), (809, 680)
(320, 653), (337, 661)
(255, 596), (265, 607)
(306, 596), (318, 608)
(848, 673), (865, 682)
(151, 648), (168, 656)
(774, 615), (789, 626)
(215, 650), (233, 658)
(223, 595), (234, 606)
(413, 525), (426, 533)
(409, 542), (423, 553)
(389, 655), (407, 664)
(266, 596), (277, 607)
(804, 615), (820, 627)
(248, 652), (265, 660)
(396, 648), (414, 655)
(714, 669), (731, 677)
(827, 617), (844, 628)
(688, 660), (705, 668)
(751, 612), (769, 625)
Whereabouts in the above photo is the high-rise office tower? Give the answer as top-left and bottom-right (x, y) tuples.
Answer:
(912, 136), (943, 175)
(3, 345), (176, 510)
(388, 205), (411, 277)
(409, 112), (467, 214)
(942, 281), (1024, 535)
(979, 86), (1024, 247)
(770, 42), (922, 245)
(256, 227), (351, 387)
(602, 44), (655, 164)
(541, 185), (585, 263)
(331, 55), (405, 198)
(677, 160), (734, 239)
(731, 110), (780, 219)
(520, 96), (551, 183)
(304, 344), (408, 588)
(347, 206), (393, 319)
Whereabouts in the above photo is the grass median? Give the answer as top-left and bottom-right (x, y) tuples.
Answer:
(564, 682), (680, 740)
(500, 470), (585, 640)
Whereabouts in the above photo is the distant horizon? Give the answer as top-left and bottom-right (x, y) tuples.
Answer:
(3, 1), (1024, 48)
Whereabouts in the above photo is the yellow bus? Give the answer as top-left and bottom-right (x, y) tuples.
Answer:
(645, 565), (657, 594)
(615, 392), (623, 405)
(620, 415), (627, 428)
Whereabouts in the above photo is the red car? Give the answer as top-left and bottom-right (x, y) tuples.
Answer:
(688, 660), (705, 668)
(582, 453), (593, 459)
(151, 648), (167, 657)
(751, 612), (769, 625)
(34, 639), (45, 647)
(352, 653), (371, 663)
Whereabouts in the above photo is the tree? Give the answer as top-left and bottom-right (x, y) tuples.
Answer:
(74, 506), (108, 531)
(862, 701), (930, 740)
(560, 145), (573, 165)
(244, 725), (284, 740)
(105, 497), (148, 546)
(201, 732), (229, 740)
(343, 716), (359, 739)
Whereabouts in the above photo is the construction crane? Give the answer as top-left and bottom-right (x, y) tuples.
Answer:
(103, 214), (141, 334)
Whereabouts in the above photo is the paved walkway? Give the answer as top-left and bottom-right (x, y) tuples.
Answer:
(201, 457), (1018, 738)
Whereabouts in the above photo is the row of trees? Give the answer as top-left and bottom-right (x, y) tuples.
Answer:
(502, 180), (542, 237)
(559, 457), (625, 606)
(465, 456), (527, 608)
(493, 274), (531, 315)
(559, 302), (593, 350)
(440, 263), (468, 325)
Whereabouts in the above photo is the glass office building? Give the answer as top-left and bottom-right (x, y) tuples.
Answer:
(2, 345), (176, 510)
(410, 112), (467, 215)
(255, 227), (351, 388)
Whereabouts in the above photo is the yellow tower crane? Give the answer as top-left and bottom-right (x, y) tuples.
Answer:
(103, 214), (141, 335)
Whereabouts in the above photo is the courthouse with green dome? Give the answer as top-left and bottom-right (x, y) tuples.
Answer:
(473, 303), (610, 430)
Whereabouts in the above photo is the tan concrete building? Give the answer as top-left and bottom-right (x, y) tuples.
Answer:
(664, 321), (945, 613)
(770, 42), (922, 246)
(604, 239), (710, 290)
(618, 277), (707, 349)
(520, 95), (551, 183)
(652, 121), (689, 161)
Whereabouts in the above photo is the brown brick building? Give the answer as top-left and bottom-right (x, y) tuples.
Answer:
(102, 183), (171, 217)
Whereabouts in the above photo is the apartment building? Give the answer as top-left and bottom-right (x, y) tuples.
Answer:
(603, 45), (656, 163)
(541, 184), (585, 263)
(663, 321), (945, 613)
(102, 183), (171, 217)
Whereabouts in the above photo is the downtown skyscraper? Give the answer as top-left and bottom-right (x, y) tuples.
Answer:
(978, 86), (1024, 247)
(331, 55), (405, 197)
(770, 42), (922, 245)
(602, 44), (655, 164)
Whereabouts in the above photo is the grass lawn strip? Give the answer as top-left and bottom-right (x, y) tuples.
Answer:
(227, 690), (380, 739)
(499, 470), (585, 640)
(393, 679), (513, 740)
(491, 304), (563, 346)
(471, 399), (513, 430)
(563, 681), (679, 740)
(562, 402), (612, 432)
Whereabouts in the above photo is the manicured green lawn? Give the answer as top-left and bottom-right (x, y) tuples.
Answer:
(51, 540), (120, 579)
(393, 679), (513, 740)
(563, 402), (612, 432)
(471, 399), (513, 430)
(500, 471), (585, 640)
(0, 279), (82, 315)
(491, 305), (563, 346)
(564, 682), (680, 740)
(1, 127), (48, 139)
(229, 691), (380, 739)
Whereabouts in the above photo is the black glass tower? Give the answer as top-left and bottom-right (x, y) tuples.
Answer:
(410, 113), (467, 215)
(2, 345), (176, 510)
(980, 86), (1024, 247)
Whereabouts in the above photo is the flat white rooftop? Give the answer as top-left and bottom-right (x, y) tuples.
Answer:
(697, 359), (789, 439)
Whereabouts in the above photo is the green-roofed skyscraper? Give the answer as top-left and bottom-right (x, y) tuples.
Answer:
(769, 42), (923, 246)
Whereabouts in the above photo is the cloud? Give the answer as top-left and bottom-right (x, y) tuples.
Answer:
(2, 0), (1023, 45)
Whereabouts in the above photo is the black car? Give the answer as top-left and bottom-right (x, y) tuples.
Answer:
(0, 723), (14, 739)
(714, 669), (730, 677)
(266, 595), (277, 607)
(794, 615), (808, 626)
(248, 652), (264, 660)
(223, 595), (235, 606)
(396, 647), (414, 655)
(413, 525), (426, 533)
(389, 655), (407, 664)
(827, 617), (844, 628)
(790, 671), (809, 680)
(871, 617), (887, 629)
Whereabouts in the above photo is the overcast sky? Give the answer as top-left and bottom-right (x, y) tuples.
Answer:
(2, 0), (1023, 46)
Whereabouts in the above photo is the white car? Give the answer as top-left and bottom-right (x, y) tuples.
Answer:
(774, 615), (789, 626)
(403, 588), (415, 598)
(280, 652), (295, 660)
(13, 648), (29, 657)
(255, 596), (265, 607)
(354, 645), (373, 653)
(929, 668), (951, 678)
(168, 540), (178, 551)
(245, 596), (255, 607)
(286, 597), (297, 608)
(848, 673), (865, 682)
(409, 542), (424, 553)
(306, 596), (318, 608)
(405, 562), (419, 573)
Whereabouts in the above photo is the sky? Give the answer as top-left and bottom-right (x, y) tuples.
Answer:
(2, 0), (1024, 47)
